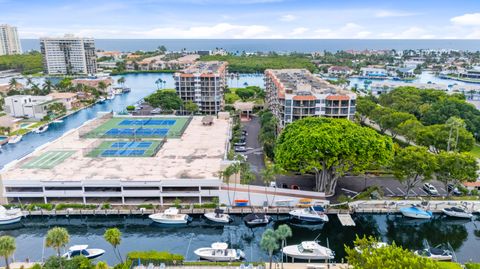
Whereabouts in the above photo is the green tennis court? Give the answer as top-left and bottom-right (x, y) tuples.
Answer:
(86, 140), (163, 157)
(22, 151), (75, 169)
(83, 117), (191, 139)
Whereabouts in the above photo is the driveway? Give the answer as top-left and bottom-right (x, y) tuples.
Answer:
(240, 116), (265, 185)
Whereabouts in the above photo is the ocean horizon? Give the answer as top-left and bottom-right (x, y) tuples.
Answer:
(21, 39), (480, 53)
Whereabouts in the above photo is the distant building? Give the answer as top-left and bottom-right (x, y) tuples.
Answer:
(459, 68), (480, 80)
(174, 61), (228, 115)
(40, 35), (97, 75)
(327, 66), (353, 76)
(48, 92), (79, 109)
(3, 95), (55, 120)
(264, 69), (356, 129)
(396, 67), (416, 78)
(370, 81), (447, 96)
(0, 24), (22, 55)
(71, 77), (114, 93)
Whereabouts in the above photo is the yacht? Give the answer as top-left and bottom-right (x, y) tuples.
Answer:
(62, 245), (105, 260)
(7, 135), (22, 144)
(282, 241), (334, 261)
(399, 205), (433, 219)
(194, 242), (245, 262)
(442, 206), (473, 219)
(149, 207), (190, 224)
(0, 206), (23, 225)
(243, 213), (271, 226)
(289, 206), (329, 223)
(35, 125), (49, 134)
(204, 209), (231, 223)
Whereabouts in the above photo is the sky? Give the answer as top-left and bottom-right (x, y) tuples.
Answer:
(1, 0), (480, 39)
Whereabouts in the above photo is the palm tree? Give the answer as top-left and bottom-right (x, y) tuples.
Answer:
(275, 225), (292, 269)
(8, 78), (17, 91)
(221, 164), (239, 207)
(104, 228), (123, 263)
(98, 81), (108, 94)
(240, 170), (256, 207)
(96, 261), (109, 269)
(0, 236), (16, 269)
(45, 227), (69, 269)
(43, 80), (54, 94)
(261, 163), (283, 206)
(260, 229), (279, 269)
(155, 78), (163, 90)
(117, 77), (126, 87)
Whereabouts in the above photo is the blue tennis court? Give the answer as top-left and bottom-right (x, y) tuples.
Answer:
(119, 119), (176, 126)
(105, 128), (169, 137)
(111, 141), (152, 148)
(100, 149), (146, 157)
(87, 140), (162, 158)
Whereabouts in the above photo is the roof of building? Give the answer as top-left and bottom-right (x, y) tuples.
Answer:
(1, 116), (230, 182)
(264, 69), (353, 98)
(177, 61), (227, 76)
(48, 92), (78, 99)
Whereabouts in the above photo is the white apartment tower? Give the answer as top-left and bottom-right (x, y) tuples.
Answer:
(40, 35), (97, 75)
(0, 24), (22, 55)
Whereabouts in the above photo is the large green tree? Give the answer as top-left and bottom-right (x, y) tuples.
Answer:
(415, 123), (474, 153)
(275, 118), (394, 194)
(435, 151), (478, 197)
(345, 236), (439, 269)
(391, 146), (436, 198)
(377, 111), (416, 138)
(184, 100), (199, 115)
(144, 89), (183, 111)
(396, 119), (424, 144)
(355, 96), (377, 124)
(0, 236), (16, 269)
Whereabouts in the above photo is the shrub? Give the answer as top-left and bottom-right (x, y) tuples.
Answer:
(470, 188), (479, 196)
(30, 264), (42, 269)
(55, 203), (96, 210)
(137, 204), (154, 209)
(25, 203), (54, 211)
(101, 203), (111, 210)
(126, 105), (135, 111)
(466, 263), (480, 269)
(127, 251), (184, 265)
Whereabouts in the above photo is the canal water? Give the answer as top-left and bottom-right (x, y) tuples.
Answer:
(0, 73), (264, 168)
(0, 214), (479, 265)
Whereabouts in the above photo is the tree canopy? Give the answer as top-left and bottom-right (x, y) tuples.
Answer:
(144, 89), (183, 111)
(435, 151), (478, 196)
(275, 117), (394, 194)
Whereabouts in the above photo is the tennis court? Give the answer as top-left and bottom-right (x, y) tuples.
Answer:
(84, 117), (191, 139)
(22, 151), (75, 169)
(86, 140), (163, 157)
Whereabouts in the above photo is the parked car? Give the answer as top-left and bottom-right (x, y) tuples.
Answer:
(234, 140), (246, 146)
(447, 183), (461, 196)
(234, 146), (246, 152)
(242, 130), (248, 136)
(269, 181), (277, 188)
(423, 183), (439, 195)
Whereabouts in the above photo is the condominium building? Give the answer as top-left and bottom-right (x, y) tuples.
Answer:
(174, 61), (228, 115)
(0, 24), (22, 55)
(265, 69), (356, 128)
(40, 35), (97, 75)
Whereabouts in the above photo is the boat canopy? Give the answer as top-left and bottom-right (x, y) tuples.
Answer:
(301, 241), (320, 250)
(214, 208), (224, 214)
(69, 245), (88, 251)
(211, 242), (228, 250)
(164, 207), (179, 215)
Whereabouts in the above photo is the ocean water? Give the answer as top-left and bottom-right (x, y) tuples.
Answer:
(21, 39), (480, 53)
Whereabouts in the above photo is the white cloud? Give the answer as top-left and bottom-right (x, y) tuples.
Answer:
(290, 27), (308, 35)
(392, 27), (436, 39)
(280, 14), (296, 22)
(451, 13), (480, 26)
(374, 10), (418, 18)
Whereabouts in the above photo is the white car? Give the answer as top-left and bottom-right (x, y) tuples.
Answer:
(423, 183), (438, 195)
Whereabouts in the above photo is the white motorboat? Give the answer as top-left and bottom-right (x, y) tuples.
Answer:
(442, 206), (473, 219)
(62, 245), (105, 260)
(52, 119), (63, 124)
(149, 207), (190, 224)
(282, 241), (334, 260)
(243, 213), (271, 225)
(204, 209), (231, 223)
(7, 135), (22, 144)
(0, 206), (22, 225)
(415, 246), (453, 261)
(399, 205), (432, 219)
(354, 242), (388, 253)
(107, 95), (115, 100)
(194, 242), (245, 262)
(35, 125), (49, 134)
(289, 206), (329, 223)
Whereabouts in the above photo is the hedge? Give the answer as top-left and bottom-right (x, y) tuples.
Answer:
(183, 261), (266, 266)
(55, 203), (97, 210)
(127, 251), (184, 265)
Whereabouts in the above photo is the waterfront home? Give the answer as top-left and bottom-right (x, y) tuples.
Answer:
(396, 67), (416, 78)
(3, 95), (55, 120)
(72, 77), (114, 93)
(327, 66), (353, 77)
(0, 82), (24, 95)
(48, 92), (80, 110)
(360, 67), (388, 77)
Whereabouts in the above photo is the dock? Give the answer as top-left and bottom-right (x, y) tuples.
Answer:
(337, 214), (356, 226)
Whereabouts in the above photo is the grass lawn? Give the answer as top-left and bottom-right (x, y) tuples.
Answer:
(470, 144), (480, 158)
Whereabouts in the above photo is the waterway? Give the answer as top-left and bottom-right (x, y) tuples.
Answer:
(0, 73), (264, 169)
(0, 214), (479, 265)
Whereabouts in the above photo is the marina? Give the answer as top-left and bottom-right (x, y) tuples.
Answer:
(0, 213), (479, 266)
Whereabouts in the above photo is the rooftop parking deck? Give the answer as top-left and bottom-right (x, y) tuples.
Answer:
(1, 116), (230, 182)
